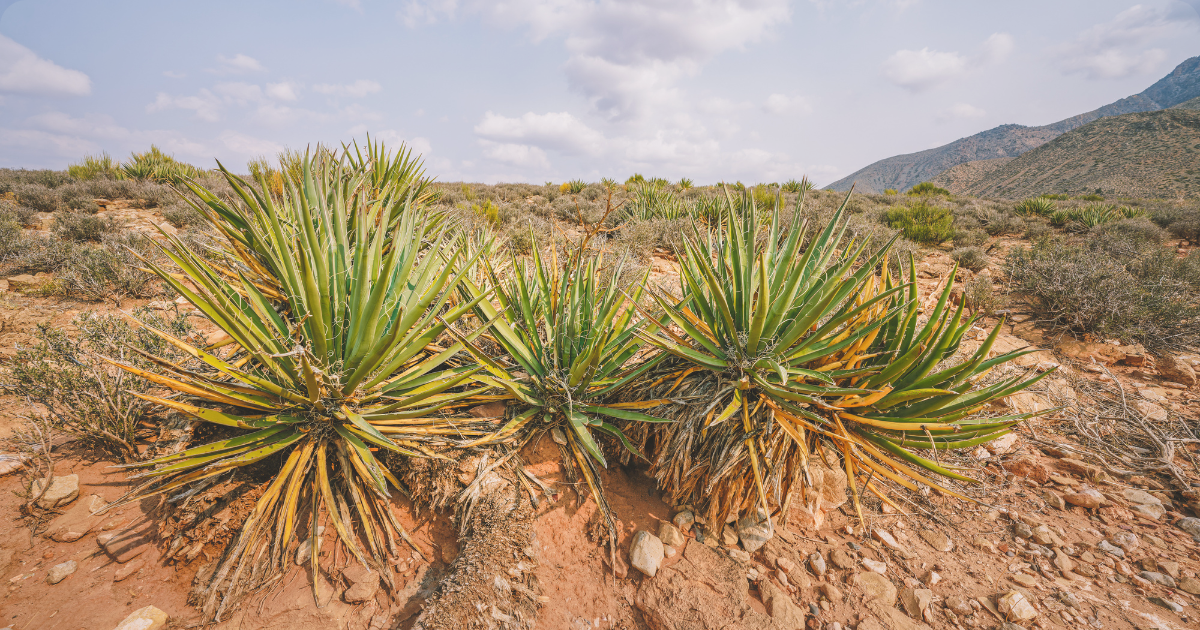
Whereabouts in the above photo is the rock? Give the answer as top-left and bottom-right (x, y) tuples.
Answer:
(1058, 458), (1101, 478)
(857, 572), (897, 606)
(1065, 488), (1105, 509)
(1053, 549), (1075, 573)
(113, 559), (145, 582)
(294, 526), (325, 565)
(1030, 525), (1055, 546)
(468, 401), (506, 418)
(1002, 457), (1050, 484)
(918, 530), (953, 552)
(1012, 521), (1033, 539)
(46, 560), (76, 584)
(1178, 516), (1200, 539)
(112, 606), (168, 630)
(1159, 560), (1179, 579)
(1178, 576), (1200, 595)
(1042, 490), (1066, 510)
(1133, 400), (1169, 422)
(820, 582), (842, 601)
(1110, 531), (1139, 552)
(29, 474), (79, 509)
(550, 427), (568, 445)
(672, 510), (695, 533)
(776, 556), (797, 573)
(1139, 571), (1176, 588)
(808, 552), (826, 576)
(1148, 597), (1183, 613)
(101, 529), (153, 564)
(635, 540), (773, 630)
(872, 529), (909, 556)
(1115, 561), (1134, 577)
(760, 579), (805, 626)
(998, 591), (1038, 622)
(829, 548), (854, 569)
(1158, 355), (1197, 386)
(862, 558), (887, 574)
(344, 579), (379, 603)
(1010, 573), (1037, 588)
(727, 549), (750, 564)
(923, 570), (941, 586)
(944, 595), (973, 615)
(1058, 340), (1127, 364)
(736, 509), (772, 553)
(630, 530), (665, 578)
(658, 522), (686, 548)
(46, 494), (107, 542)
(900, 588), (933, 619)
(6, 274), (45, 291)
(0, 452), (26, 476)
(1096, 539), (1125, 558)
(987, 433), (1020, 455)
(1132, 503), (1166, 520)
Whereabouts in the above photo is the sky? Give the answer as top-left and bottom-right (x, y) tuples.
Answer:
(0, 0), (1198, 186)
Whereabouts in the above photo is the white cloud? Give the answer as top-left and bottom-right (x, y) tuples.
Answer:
(882, 32), (1013, 92)
(0, 34), (91, 96)
(163, 70), (186, 79)
(214, 53), (265, 74)
(10, 111), (210, 164)
(475, 111), (607, 156)
(147, 89), (224, 122)
(347, 125), (433, 157)
(331, 0), (363, 9)
(265, 82), (299, 101)
(1054, 5), (1197, 80)
(480, 140), (550, 170)
(219, 130), (285, 157)
(936, 102), (986, 123)
(763, 93), (812, 115)
(312, 79), (381, 98)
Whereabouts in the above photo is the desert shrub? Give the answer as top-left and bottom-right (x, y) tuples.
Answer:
(883, 188), (898, 195)
(1050, 204), (1145, 231)
(11, 183), (60, 213)
(950, 246), (990, 272)
(614, 217), (689, 259)
(961, 204), (1024, 236)
(781, 177), (814, 193)
(54, 233), (163, 304)
(470, 199), (500, 225)
(162, 201), (204, 228)
(963, 274), (998, 316)
(1077, 194), (1105, 202)
(751, 186), (780, 210)
(68, 153), (122, 181)
(1149, 206), (1200, 244)
(1015, 197), (1056, 216)
(1006, 239), (1200, 350)
(52, 212), (121, 242)
(0, 199), (37, 227)
(884, 201), (954, 244)
(0, 169), (72, 192)
(2, 309), (195, 461)
(58, 183), (100, 213)
(953, 228), (988, 248)
(0, 236), (81, 274)
(625, 173), (646, 185)
(1040, 193), (1069, 201)
(907, 182), (950, 197)
(1024, 220), (1053, 242)
(122, 145), (200, 184)
(1087, 218), (1165, 259)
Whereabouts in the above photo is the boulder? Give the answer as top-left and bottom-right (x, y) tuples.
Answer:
(997, 591), (1038, 622)
(1158, 355), (1197, 386)
(735, 509), (772, 553)
(1065, 488), (1104, 509)
(29, 474), (79, 509)
(630, 530), (665, 578)
(112, 606), (168, 630)
(857, 571), (897, 606)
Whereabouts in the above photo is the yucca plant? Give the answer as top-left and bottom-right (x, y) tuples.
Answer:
(1050, 204), (1145, 231)
(781, 177), (814, 193)
(678, 177), (694, 190)
(1015, 197), (1056, 217)
(632, 191), (1054, 531)
(625, 181), (687, 221)
(456, 244), (667, 559)
(121, 145), (201, 184)
(100, 151), (495, 619)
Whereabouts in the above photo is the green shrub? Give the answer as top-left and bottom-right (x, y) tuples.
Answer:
(907, 182), (950, 197)
(963, 274), (997, 316)
(782, 177), (814, 193)
(1077, 194), (1105, 202)
(751, 186), (779, 210)
(1050, 204), (1145, 231)
(0, 199), (37, 227)
(122, 145), (200, 184)
(0, 169), (72, 192)
(1006, 239), (1199, 350)
(564, 179), (587, 194)
(1024, 221), (1053, 242)
(59, 184), (100, 213)
(470, 199), (500, 225)
(1087, 218), (1165, 259)
(1040, 193), (1069, 201)
(2, 309), (194, 460)
(625, 173), (646, 185)
(884, 202), (954, 244)
(12, 184), (60, 213)
(953, 228), (988, 248)
(67, 153), (122, 181)
(1149, 206), (1200, 244)
(883, 188), (898, 195)
(1015, 197), (1056, 216)
(162, 202), (204, 228)
(950, 246), (990, 272)
(677, 178), (694, 190)
(53, 234), (164, 304)
(52, 212), (121, 242)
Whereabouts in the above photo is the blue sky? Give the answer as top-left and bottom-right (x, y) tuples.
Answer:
(1, 0), (1197, 186)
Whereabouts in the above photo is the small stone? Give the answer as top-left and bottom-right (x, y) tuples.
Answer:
(1178, 576), (1200, 595)
(113, 559), (144, 582)
(1042, 490), (1066, 510)
(664, 546), (676, 559)
(775, 568), (789, 587)
(829, 548), (854, 569)
(722, 524), (739, 546)
(900, 587), (933, 618)
(1159, 560), (1179, 579)
(46, 561), (77, 584)
(29, 474), (79, 509)
(344, 579), (380, 603)
(1110, 531), (1139, 552)
(1148, 597), (1183, 613)
(1178, 516), (1200, 539)
(1013, 522), (1034, 539)
(872, 529), (909, 555)
(112, 605), (168, 630)
(820, 582), (842, 601)
(1011, 572), (1038, 588)
(728, 549), (751, 564)
(1053, 549), (1075, 573)
(630, 531), (664, 577)
(295, 527), (325, 565)
(923, 570), (941, 586)
(808, 552), (826, 576)
(918, 530), (953, 552)
(862, 558), (887, 574)
(658, 522), (686, 548)
(672, 510), (695, 533)
(998, 591), (1039, 622)
(736, 509), (772, 553)
(857, 571), (897, 606)
(776, 556), (797, 573)
(1031, 525), (1055, 546)
(1096, 539), (1125, 558)
(944, 595), (973, 615)
(1065, 488), (1105, 510)
(100, 529), (152, 564)
(1139, 571), (1176, 588)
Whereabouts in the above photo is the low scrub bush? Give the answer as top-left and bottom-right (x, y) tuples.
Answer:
(963, 274), (998, 316)
(953, 228), (988, 248)
(1015, 197), (1056, 216)
(54, 233), (163, 305)
(67, 153), (122, 181)
(11, 183), (60, 213)
(122, 145), (200, 184)
(614, 217), (689, 259)
(884, 201), (954, 244)
(0, 169), (72, 192)
(950, 246), (990, 271)
(2, 309), (195, 461)
(1087, 218), (1166, 259)
(1050, 204), (1145, 231)
(52, 212), (121, 242)
(0, 199), (37, 227)
(907, 182), (950, 197)
(1006, 239), (1199, 350)
(162, 202), (204, 228)
(1149, 206), (1200, 245)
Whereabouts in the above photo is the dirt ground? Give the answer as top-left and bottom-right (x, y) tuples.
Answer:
(1, 210), (1200, 630)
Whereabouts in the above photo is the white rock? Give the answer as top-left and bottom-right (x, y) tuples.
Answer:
(862, 558), (888, 574)
(630, 530), (665, 578)
(997, 591), (1038, 622)
(736, 508), (773, 553)
(112, 605), (169, 630)
(30, 474), (79, 509)
(672, 510), (695, 532)
(46, 560), (77, 584)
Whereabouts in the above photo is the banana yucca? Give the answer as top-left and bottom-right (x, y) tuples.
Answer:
(634, 190), (1053, 530)
(102, 147), (493, 618)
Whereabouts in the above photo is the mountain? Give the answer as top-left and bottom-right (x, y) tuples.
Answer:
(929, 157), (1012, 193)
(1174, 95), (1200, 110)
(949, 108), (1200, 199)
(825, 56), (1200, 193)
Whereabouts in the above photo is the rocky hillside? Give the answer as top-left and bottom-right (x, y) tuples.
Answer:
(961, 108), (1200, 199)
(827, 56), (1200, 193)
(1174, 96), (1200, 111)
(929, 157), (1013, 195)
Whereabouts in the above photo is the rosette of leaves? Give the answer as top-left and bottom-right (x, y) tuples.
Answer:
(456, 244), (667, 557)
(101, 154), (494, 620)
(635, 190), (1054, 530)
